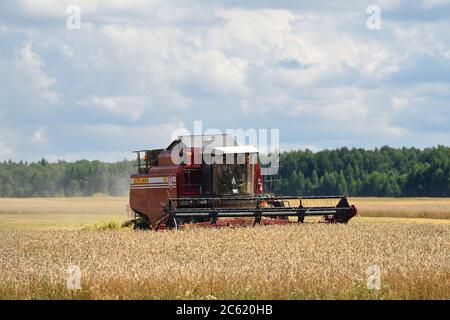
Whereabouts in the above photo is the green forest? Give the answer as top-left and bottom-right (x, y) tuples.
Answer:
(0, 145), (450, 197)
(0, 159), (134, 197)
(274, 145), (450, 197)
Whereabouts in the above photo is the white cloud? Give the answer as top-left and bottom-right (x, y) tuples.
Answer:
(77, 96), (149, 120)
(100, 24), (248, 96)
(17, 0), (99, 18)
(87, 49), (111, 71)
(59, 44), (74, 59)
(184, 49), (248, 95)
(1, 1), (450, 160)
(30, 127), (46, 144)
(82, 122), (187, 149)
(391, 96), (410, 111)
(14, 43), (59, 104)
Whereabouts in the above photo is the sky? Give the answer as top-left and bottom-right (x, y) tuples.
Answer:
(1, 0), (450, 162)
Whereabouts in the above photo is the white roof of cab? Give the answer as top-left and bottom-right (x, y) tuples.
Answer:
(213, 145), (259, 154)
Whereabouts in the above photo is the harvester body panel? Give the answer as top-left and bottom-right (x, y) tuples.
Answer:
(130, 168), (178, 227)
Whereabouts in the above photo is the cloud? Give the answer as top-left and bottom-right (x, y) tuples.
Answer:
(77, 96), (150, 120)
(14, 0), (99, 18)
(1, 1), (450, 161)
(391, 96), (410, 110)
(59, 44), (74, 58)
(81, 122), (187, 151)
(30, 127), (46, 144)
(14, 43), (59, 104)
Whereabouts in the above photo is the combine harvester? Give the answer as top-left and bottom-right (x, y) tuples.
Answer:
(129, 135), (357, 230)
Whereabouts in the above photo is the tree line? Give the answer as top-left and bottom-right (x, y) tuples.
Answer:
(0, 159), (134, 197)
(0, 145), (449, 197)
(274, 145), (450, 197)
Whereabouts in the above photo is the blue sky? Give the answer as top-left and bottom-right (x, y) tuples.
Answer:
(1, 0), (450, 162)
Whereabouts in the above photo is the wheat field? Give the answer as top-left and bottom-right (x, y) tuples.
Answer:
(1, 197), (450, 230)
(351, 197), (450, 219)
(0, 197), (449, 300)
(0, 197), (128, 230)
(0, 223), (449, 300)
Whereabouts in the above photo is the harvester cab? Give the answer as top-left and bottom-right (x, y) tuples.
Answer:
(129, 134), (357, 230)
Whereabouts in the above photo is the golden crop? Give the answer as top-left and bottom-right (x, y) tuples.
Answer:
(0, 222), (449, 300)
(1, 197), (450, 230)
(350, 198), (450, 219)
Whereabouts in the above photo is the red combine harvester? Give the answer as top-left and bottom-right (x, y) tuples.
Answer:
(129, 135), (357, 230)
